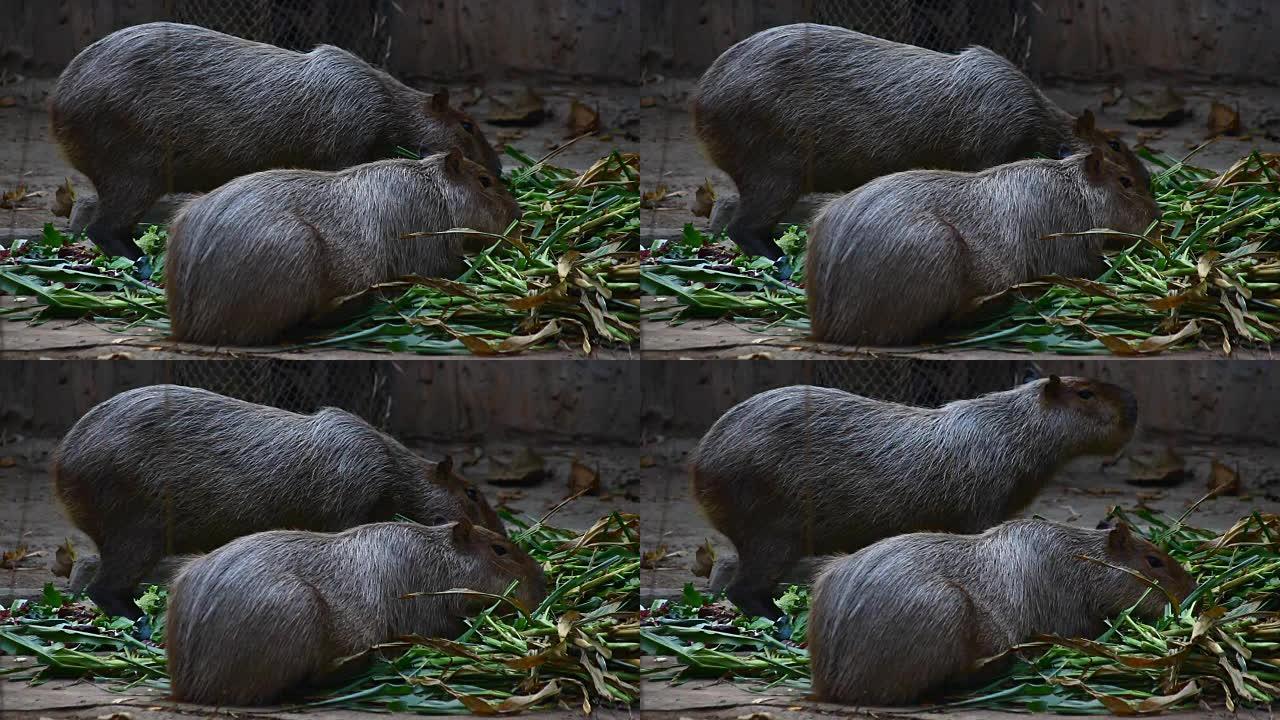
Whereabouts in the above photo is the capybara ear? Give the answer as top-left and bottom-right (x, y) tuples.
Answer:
(431, 88), (451, 113)
(1083, 148), (1106, 183)
(435, 455), (454, 481)
(444, 147), (464, 175)
(452, 516), (474, 543)
(1075, 109), (1096, 134)
(1107, 522), (1133, 551)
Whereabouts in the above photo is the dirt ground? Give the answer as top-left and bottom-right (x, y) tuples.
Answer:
(0, 78), (644, 360)
(636, 80), (1280, 360)
(0, 434), (644, 720)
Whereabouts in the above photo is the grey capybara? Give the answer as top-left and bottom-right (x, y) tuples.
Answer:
(809, 519), (1195, 705)
(50, 21), (502, 259)
(165, 149), (520, 346)
(807, 150), (1160, 346)
(168, 519), (547, 706)
(690, 376), (1137, 618)
(693, 24), (1151, 258)
(52, 384), (505, 619)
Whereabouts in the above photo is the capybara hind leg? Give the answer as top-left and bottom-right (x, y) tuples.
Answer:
(84, 177), (164, 260)
(725, 174), (803, 260)
(724, 539), (799, 620)
(86, 539), (162, 619)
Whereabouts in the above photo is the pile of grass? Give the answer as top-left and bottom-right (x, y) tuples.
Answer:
(641, 149), (1280, 354)
(0, 148), (639, 355)
(640, 509), (1280, 713)
(0, 512), (639, 714)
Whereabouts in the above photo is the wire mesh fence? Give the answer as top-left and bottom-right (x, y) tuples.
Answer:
(172, 0), (393, 65)
(169, 360), (394, 427)
(811, 360), (1036, 407)
(812, 0), (1033, 68)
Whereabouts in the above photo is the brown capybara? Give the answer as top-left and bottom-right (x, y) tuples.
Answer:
(167, 519), (547, 706)
(692, 24), (1151, 258)
(690, 376), (1137, 618)
(164, 149), (521, 346)
(807, 150), (1161, 346)
(50, 21), (502, 259)
(52, 384), (504, 619)
(809, 519), (1195, 705)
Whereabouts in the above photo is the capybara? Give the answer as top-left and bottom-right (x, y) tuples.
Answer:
(809, 519), (1195, 705)
(806, 150), (1160, 346)
(690, 376), (1137, 618)
(50, 21), (502, 259)
(692, 24), (1151, 258)
(52, 384), (504, 619)
(167, 519), (547, 706)
(165, 149), (521, 346)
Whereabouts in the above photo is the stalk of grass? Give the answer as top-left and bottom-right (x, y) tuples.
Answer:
(0, 511), (639, 714)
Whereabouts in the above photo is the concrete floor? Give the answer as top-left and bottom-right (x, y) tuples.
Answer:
(637, 80), (1280, 359)
(0, 78), (645, 360)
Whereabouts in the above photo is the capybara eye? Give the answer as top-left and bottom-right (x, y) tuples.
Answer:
(465, 487), (479, 501)
(1108, 139), (1122, 151)
(1119, 176), (1133, 188)
(1077, 389), (1094, 400)
(491, 543), (508, 557)
(461, 121), (475, 132)
(1146, 554), (1165, 568)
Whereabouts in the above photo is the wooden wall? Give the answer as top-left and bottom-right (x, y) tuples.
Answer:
(3, 0), (1274, 82)
(2, 361), (1278, 445)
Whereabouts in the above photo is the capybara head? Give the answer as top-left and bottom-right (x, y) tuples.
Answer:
(1070, 110), (1153, 191)
(448, 518), (548, 613)
(1034, 375), (1137, 454)
(429, 456), (506, 537)
(432, 148), (523, 251)
(1075, 148), (1162, 238)
(1096, 522), (1195, 618)
(425, 89), (504, 176)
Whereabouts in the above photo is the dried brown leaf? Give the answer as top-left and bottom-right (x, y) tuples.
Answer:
(691, 179), (716, 218)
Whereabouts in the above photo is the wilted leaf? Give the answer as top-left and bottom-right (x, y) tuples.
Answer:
(0, 184), (35, 210)
(0, 456), (16, 468)
(0, 96), (16, 108)
(488, 447), (549, 486)
(1, 545), (38, 570)
(51, 538), (76, 578)
(1126, 86), (1187, 126)
(641, 545), (667, 570)
(1207, 102), (1242, 137)
(51, 178), (75, 218)
(488, 87), (547, 126)
(641, 184), (668, 209)
(1127, 445), (1188, 486)
(568, 458), (600, 496)
(1206, 459), (1242, 497)
(566, 99), (600, 137)
(690, 538), (716, 578)
(691, 179), (716, 218)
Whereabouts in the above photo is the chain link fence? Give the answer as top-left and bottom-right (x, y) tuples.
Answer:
(813, 0), (1033, 68)
(173, 0), (393, 65)
(812, 360), (1036, 407)
(169, 361), (394, 427)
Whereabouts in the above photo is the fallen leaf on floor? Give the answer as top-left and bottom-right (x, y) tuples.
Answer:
(1207, 101), (1242, 137)
(568, 458), (601, 496)
(639, 455), (656, 468)
(0, 456), (15, 468)
(488, 87), (547, 126)
(0, 96), (16, 108)
(1206, 458), (1242, 497)
(566, 99), (601, 137)
(1126, 87), (1188, 126)
(1126, 445), (1187, 486)
(488, 447), (550, 486)
(691, 178), (716, 218)
(458, 86), (484, 109)
(51, 177), (75, 218)
(641, 544), (667, 570)
(0, 184), (37, 209)
(495, 129), (526, 143)
(1, 545), (43, 570)
(691, 538), (716, 578)
(51, 538), (76, 578)
(1100, 86), (1124, 108)
(1136, 129), (1166, 144)
(641, 184), (668, 209)
(639, 96), (657, 108)
(495, 489), (526, 506)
